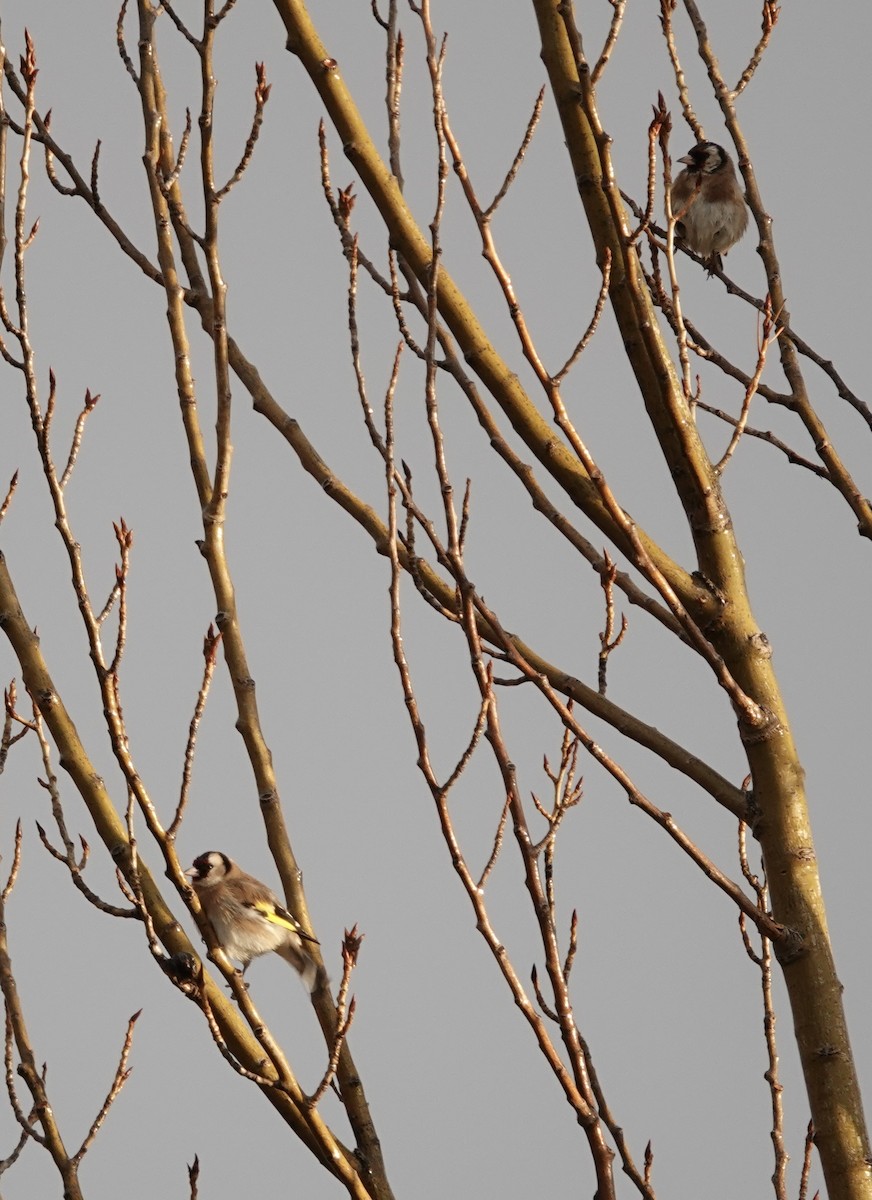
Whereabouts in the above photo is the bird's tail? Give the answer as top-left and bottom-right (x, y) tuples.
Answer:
(278, 942), (328, 994)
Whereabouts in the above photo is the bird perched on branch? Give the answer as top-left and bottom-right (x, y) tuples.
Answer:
(185, 851), (325, 993)
(670, 141), (748, 272)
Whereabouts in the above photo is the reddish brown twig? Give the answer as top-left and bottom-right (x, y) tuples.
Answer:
(597, 551), (628, 695)
(169, 625), (223, 839)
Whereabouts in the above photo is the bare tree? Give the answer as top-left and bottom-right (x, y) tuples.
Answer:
(0, 2), (868, 1198)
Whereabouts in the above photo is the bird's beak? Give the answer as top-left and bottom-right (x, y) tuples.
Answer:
(183, 865), (196, 879)
(678, 154), (693, 166)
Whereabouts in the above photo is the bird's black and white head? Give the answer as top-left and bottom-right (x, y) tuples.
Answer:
(678, 141), (729, 176)
(186, 851), (234, 886)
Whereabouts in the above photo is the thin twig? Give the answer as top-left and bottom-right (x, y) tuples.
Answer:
(733, 0), (780, 99)
(59, 390), (100, 489)
(307, 929), (360, 1107)
(798, 1120), (816, 1200)
(591, 0), (627, 85)
(552, 249), (611, 385)
(597, 551), (627, 696)
(659, 0), (703, 139)
(215, 63), (271, 201)
(712, 295), (781, 474)
(738, 824), (787, 1199)
(169, 625), (222, 839)
(478, 794), (510, 889)
(188, 1155), (200, 1200)
(483, 87), (544, 220)
(70, 1012), (141, 1166)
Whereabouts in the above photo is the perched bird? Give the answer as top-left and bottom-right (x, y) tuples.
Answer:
(185, 851), (324, 993)
(670, 141), (748, 271)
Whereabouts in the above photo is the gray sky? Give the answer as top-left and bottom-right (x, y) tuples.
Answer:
(0, 2), (869, 1197)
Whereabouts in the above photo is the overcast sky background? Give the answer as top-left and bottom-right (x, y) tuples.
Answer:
(0, 2), (869, 1198)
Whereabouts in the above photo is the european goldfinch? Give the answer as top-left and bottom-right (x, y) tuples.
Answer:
(185, 851), (324, 993)
(670, 141), (748, 271)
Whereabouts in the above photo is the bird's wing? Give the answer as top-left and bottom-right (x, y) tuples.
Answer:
(250, 898), (320, 945)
